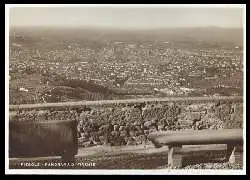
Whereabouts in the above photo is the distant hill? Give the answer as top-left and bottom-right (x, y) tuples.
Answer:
(9, 26), (243, 45)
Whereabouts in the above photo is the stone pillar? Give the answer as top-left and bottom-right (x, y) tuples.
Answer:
(168, 145), (183, 168)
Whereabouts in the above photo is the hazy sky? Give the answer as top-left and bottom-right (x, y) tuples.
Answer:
(9, 6), (244, 29)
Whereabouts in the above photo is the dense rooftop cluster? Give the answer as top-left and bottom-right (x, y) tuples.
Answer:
(9, 31), (243, 104)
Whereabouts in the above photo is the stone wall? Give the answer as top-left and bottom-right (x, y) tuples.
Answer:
(9, 96), (243, 148)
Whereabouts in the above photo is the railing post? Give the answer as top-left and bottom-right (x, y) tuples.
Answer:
(168, 144), (183, 168)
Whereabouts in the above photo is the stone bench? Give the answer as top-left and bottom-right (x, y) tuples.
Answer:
(148, 129), (243, 168)
(9, 119), (78, 165)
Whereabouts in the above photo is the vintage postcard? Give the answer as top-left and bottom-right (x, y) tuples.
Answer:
(6, 4), (246, 175)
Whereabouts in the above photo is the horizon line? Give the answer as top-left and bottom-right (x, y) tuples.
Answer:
(9, 25), (243, 30)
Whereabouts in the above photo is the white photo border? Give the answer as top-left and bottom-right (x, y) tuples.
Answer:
(5, 4), (246, 175)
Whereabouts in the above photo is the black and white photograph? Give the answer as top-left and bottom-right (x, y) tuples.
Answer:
(6, 4), (245, 175)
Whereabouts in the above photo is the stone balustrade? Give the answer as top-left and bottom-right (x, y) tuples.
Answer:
(9, 96), (243, 148)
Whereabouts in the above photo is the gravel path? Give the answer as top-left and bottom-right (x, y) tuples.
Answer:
(183, 162), (242, 169)
(9, 144), (243, 169)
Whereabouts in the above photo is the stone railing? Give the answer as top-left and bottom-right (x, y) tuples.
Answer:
(9, 96), (243, 148)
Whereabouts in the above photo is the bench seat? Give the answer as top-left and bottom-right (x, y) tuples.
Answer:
(148, 129), (243, 168)
(148, 129), (243, 147)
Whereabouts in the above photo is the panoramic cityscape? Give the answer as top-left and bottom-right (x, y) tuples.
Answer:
(9, 26), (243, 104)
